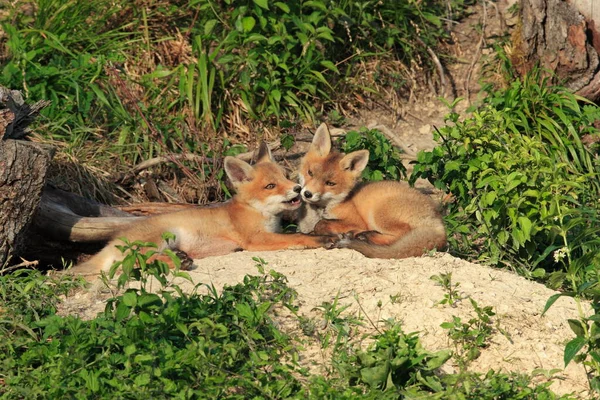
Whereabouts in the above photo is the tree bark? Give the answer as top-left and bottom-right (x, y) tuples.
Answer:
(0, 140), (54, 266)
(514, 0), (600, 100)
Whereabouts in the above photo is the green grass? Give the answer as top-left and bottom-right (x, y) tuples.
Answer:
(0, 247), (577, 399)
(1, 0), (466, 170)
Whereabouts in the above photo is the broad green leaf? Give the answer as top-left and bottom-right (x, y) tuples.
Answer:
(242, 16), (256, 32)
(564, 336), (586, 367)
(204, 19), (218, 35)
(122, 291), (138, 307)
(115, 301), (131, 321)
(541, 292), (573, 316)
(567, 319), (587, 337)
(274, 2), (289, 12)
(271, 89), (282, 103)
(137, 293), (163, 308)
(320, 60), (339, 73)
(253, 0), (269, 9)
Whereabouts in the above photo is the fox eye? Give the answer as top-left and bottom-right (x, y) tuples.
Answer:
(326, 181), (336, 186)
(265, 183), (276, 189)
(307, 169), (313, 177)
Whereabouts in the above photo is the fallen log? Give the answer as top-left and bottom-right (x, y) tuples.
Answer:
(0, 140), (54, 266)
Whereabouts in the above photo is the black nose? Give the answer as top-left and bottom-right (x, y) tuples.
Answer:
(293, 185), (301, 193)
(304, 190), (312, 199)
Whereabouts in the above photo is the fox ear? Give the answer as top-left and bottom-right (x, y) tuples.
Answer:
(340, 150), (369, 174)
(224, 156), (255, 185)
(256, 141), (273, 163)
(310, 123), (332, 156)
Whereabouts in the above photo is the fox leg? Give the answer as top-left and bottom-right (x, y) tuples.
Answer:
(312, 219), (367, 236)
(245, 232), (335, 251)
(149, 251), (194, 270)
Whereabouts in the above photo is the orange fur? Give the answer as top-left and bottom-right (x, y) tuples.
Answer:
(72, 143), (332, 278)
(297, 123), (447, 259)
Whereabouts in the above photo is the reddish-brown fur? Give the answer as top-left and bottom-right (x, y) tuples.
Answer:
(297, 123), (447, 259)
(71, 143), (332, 278)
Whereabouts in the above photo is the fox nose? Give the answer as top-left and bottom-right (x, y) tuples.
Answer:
(293, 185), (301, 193)
(303, 190), (313, 199)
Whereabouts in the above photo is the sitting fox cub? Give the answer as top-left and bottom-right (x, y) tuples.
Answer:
(297, 123), (446, 259)
(74, 143), (332, 276)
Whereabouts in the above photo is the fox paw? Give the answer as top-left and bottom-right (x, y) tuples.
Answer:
(330, 232), (353, 249)
(353, 230), (379, 242)
(174, 250), (194, 271)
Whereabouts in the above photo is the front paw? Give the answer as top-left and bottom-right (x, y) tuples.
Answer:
(174, 250), (194, 271)
(317, 234), (340, 249)
(330, 232), (353, 249)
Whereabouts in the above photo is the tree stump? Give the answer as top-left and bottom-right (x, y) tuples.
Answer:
(514, 0), (600, 100)
(0, 140), (54, 266)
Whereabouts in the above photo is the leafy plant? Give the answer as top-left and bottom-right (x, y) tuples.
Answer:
(441, 298), (496, 370)
(348, 321), (451, 392)
(1, 242), (304, 398)
(1, 0), (466, 161)
(411, 70), (600, 279)
(430, 272), (462, 307)
(339, 127), (407, 181)
(314, 292), (361, 350)
(0, 251), (574, 399)
(542, 218), (600, 393)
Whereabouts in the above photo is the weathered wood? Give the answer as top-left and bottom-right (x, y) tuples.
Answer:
(0, 87), (51, 140)
(514, 0), (600, 100)
(0, 140), (54, 266)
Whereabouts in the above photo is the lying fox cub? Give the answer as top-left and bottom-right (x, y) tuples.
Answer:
(296, 123), (447, 259)
(73, 143), (333, 277)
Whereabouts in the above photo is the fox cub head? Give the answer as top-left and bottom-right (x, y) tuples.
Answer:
(299, 123), (369, 207)
(224, 142), (302, 214)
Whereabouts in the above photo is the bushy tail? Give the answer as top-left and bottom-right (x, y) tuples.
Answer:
(342, 225), (447, 259)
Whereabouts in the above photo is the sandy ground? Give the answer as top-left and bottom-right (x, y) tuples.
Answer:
(60, 249), (590, 398)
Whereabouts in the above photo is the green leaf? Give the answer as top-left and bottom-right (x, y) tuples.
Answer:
(242, 16), (256, 32)
(204, 19), (218, 35)
(517, 216), (532, 239)
(542, 292), (575, 316)
(567, 319), (587, 337)
(176, 322), (189, 336)
(115, 301), (131, 321)
(274, 2), (290, 13)
(320, 60), (339, 73)
(236, 303), (255, 322)
(122, 291), (138, 307)
(360, 363), (390, 389)
(564, 336), (586, 367)
(134, 373), (151, 386)
(271, 89), (282, 103)
(253, 0), (269, 9)
(137, 293), (163, 309)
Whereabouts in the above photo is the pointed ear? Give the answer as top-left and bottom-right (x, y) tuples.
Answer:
(310, 123), (332, 156)
(256, 141), (272, 164)
(339, 150), (369, 174)
(224, 157), (255, 185)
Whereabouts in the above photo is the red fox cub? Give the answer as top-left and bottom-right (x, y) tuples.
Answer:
(73, 143), (333, 276)
(297, 123), (447, 259)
